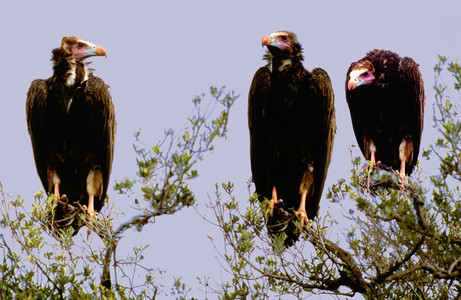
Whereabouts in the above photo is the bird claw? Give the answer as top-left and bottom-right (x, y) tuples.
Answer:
(295, 209), (309, 224)
(398, 172), (408, 193)
(400, 175), (408, 186)
(269, 198), (283, 217)
(56, 194), (68, 208)
(366, 160), (383, 191)
(82, 205), (95, 238)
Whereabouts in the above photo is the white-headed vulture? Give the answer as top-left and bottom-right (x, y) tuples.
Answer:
(346, 49), (425, 187)
(248, 31), (336, 246)
(26, 37), (116, 235)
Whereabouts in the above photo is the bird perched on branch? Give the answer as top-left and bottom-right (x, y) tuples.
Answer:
(345, 49), (425, 188)
(248, 31), (336, 246)
(26, 36), (116, 236)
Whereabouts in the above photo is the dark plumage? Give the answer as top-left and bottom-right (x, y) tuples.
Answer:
(26, 36), (116, 235)
(248, 31), (336, 246)
(345, 49), (425, 185)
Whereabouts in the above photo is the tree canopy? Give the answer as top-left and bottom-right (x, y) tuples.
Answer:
(1, 57), (461, 299)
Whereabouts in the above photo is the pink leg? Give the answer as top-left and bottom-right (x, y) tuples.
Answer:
(367, 150), (377, 189)
(399, 160), (408, 188)
(295, 192), (309, 224)
(86, 194), (95, 237)
(53, 183), (61, 204)
(269, 186), (282, 217)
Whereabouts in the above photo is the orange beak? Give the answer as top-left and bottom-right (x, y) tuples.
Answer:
(261, 35), (272, 47)
(94, 46), (107, 57)
(347, 79), (358, 91)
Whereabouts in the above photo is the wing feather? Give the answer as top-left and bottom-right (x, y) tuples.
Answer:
(306, 68), (336, 216)
(26, 79), (50, 191)
(398, 57), (425, 168)
(83, 75), (116, 207)
(248, 67), (272, 198)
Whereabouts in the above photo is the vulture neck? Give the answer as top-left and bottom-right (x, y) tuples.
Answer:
(51, 48), (91, 87)
(264, 43), (304, 73)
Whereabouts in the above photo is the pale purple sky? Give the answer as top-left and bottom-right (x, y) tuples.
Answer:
(1, 0), (460, 297)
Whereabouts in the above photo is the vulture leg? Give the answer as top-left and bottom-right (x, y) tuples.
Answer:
(365, 139), (380, 189)
(86, 194), (95, 237)
(53, 182), (61, 202)
(296, 192), (309, 224)
(399, 160), (408, 186)
(53, 183), (69, 208)
(269, 186), (283, 217)
(297, 167), (314, 224)
(85, 167), (103, 237)
(367, 150), (377, 189)
(398, 137), (413, 189)
(48, 168), (63, 203)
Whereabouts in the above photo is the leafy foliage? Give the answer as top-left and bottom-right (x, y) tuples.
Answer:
(2, 57), (461, 299)
(0, 87), (237, 299)
(207, 57), (461, 299)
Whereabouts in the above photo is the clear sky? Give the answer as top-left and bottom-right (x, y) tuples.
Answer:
(1, 0), (460, 297)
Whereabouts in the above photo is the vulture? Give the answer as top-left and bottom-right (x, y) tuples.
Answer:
(26, 37), (116, 235)
(345, 49), (425, 186)
(248, 31), (336, 246)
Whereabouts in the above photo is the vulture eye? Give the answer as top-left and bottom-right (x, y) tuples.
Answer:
(281, 36), (288, 41)
(77, 42), (84, 48)
(363, 71), (369, 76)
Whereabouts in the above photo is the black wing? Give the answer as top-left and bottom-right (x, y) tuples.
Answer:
(248, 67), (272, 199)
(83, 75), (116, 209)
(26, 79), (50, 191)
(306, 68), (336, 217)
(398, 57), (425, 172)
(344, 62), (367, 156)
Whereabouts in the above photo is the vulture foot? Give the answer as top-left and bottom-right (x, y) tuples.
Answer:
(397, 160), (408, 191)
(295, 208), (309, 224)
(83, 205), (96, 238)
(269, 198), (283, 218)
(269, 186), (283, 217)
(295, 192), (310, 226)
(56, 194), (68, 208)
(366, 160), (381, 190)
(48, 195), (83, 236)
(394, 170), (408, 192)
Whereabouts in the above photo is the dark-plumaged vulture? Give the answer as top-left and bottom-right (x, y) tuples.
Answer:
(248, 31), (336, 246)
(26, 37), (116, 235)
(345, 49), (425, 187)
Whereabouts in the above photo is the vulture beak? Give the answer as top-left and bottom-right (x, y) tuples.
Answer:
(348, 78), (361, 91)
(84, 44), (107, 58)
(261, 33), (283, 50)
(347, 69), (375, 91)
(261, 35), (272, 47)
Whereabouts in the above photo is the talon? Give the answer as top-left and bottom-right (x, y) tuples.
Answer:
(366, 151), (378, 190)
(269, 186), (283, 217)
(269, 198), (283, 217)
(398, 172), (408, 193)
(87, 213), (95, 238)
(86, 194), (95, 238)
(398, 160), (408, 192)
(295, 209), (309, 224)
(53, 183), (61, 204)
(296, 192), (310, 225)
(57, 194), (68, 208)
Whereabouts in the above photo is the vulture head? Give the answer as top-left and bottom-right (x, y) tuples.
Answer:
(51, 37), (108, 86)
(59, 36), (107, 61)
(262, 31), (298, 53)
(347, 61), (375, 91)
(261, 31), (303, 69)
